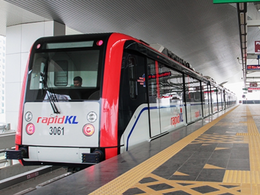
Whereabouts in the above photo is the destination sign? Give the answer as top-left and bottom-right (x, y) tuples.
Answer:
(247, 65), (260, 70)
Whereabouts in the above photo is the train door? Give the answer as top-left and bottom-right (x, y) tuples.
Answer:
(157, 63), (184, 133)
(147, 59), (161, 137)
(210, 85), (214, 113)
(218, 89), (223, 111)
(118, 51), (148, 150)
(202, 82), (210, 117)
(223, 90), (226, 109)
(212, 86), (218, 113)
(184, 75), (203, 123)
(146, 59), (185, 137)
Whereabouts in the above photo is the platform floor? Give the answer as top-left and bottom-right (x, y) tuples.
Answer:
(27, 104), (260, 195)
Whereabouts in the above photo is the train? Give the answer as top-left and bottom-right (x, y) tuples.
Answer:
(6, 32), (236, 169)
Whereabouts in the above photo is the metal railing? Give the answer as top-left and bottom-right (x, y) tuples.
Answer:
(242, 100), (260, 104)
(0, 147), (16, 168)
(0, 123), (11, 133)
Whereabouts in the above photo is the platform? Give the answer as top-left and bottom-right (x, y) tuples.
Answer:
(26, 104), (259, 195)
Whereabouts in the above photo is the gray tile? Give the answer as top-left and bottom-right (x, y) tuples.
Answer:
(153, 163), (181, 179)
(192, 185), (219, 193)
(139, 177), (158, 183)
(163, 191), (191, 195)
(196, 169), (225, 182)
(230, 148), (249, 160)
(148, 183), (173, 191)
(123, 188), (145, 194)
(227, 159), (250, 170)
(207, 158), (229, 169)
(190, 151), (213, 159)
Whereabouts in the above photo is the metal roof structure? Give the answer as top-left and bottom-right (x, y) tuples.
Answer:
(1, 0), (260, 88)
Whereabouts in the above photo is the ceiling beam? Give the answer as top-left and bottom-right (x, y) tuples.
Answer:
(237, 3), (247, 87)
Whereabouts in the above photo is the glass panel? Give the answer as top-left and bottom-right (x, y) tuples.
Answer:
(27, 49), (100, 101)
(185, 75), (202, 123)
(223, 90), (227, 109)
(218, 89), (223, 111)
(202, 82), (210, 117)
(158, 63), (185, 132)
(211, 86), (218, 113)
(127, 55), (137, 99)
(147, 59), (160, 136)
(46, 41), (94, 49)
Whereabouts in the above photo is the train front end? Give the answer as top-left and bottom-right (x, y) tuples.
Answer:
(6, 33), (121, 167)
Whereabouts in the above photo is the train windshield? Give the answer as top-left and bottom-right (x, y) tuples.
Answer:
(25, 40), (103, 102)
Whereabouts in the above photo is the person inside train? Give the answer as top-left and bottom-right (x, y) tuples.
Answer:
(73, 76), (82, 87)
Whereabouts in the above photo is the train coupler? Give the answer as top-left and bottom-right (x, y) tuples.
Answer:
(82, 150), (104, 164)
(82, 153), (100, 163)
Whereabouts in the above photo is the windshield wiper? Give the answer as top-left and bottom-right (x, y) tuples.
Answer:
(40, 72), (60, 114)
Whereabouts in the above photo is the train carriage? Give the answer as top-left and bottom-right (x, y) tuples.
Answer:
(6, 33), (236, 168)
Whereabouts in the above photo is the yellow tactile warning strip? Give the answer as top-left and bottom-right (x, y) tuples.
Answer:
(222, 106), (260, 194)
(89, 106), (238, 195)
(223, 170), (259, 183)
(247, 107), (260, 172)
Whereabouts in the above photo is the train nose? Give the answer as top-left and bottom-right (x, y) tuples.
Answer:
(82, 149), (104, 163)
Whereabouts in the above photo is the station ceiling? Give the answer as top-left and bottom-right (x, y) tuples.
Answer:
(1, 0), (260, 88)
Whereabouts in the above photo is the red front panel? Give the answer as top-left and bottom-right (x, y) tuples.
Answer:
(15, 53), (31, 145)
(100, 33), (139, 159)
(16, 50), (31, 165)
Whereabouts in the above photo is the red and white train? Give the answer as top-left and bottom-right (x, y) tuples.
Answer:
(6, 33), (236, 169)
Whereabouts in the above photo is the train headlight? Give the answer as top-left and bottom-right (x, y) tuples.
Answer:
(96, 40), (103, 46)
(83, 124), (95, 136)
(87, 111), (97, 123)
(25, 111), (33, 122)
(26, 123), (35, 135)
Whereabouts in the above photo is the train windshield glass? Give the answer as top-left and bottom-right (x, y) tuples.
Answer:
(26, 47), (102, 102)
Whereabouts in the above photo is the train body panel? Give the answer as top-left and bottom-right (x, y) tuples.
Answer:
(25, 147), (90, 164)
(186, 103), (203, 123)
(159, 103), (185, 133)
(120, 103), (150, 152)
(22, 101), (100, 147)
(120, 102), (186, 152)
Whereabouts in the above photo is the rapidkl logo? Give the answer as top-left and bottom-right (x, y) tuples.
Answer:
(37, 116), (78, 125)
(171, 108), (183, 127)
(195, 110), (200, 118)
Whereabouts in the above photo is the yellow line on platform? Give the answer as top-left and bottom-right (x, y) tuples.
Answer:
(247, 107), (260, 172)
(222, 106), (260, 194)
(90, 107), (238, 195)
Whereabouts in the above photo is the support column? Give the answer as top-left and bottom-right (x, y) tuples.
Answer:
(5, 21), (65, 130)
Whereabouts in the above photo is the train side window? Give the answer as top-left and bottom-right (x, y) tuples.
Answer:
(147, 59), (157, 103)
(127, 55), (138, 99)
(184, 75), (201, 102)
(158, 63), (183, 102)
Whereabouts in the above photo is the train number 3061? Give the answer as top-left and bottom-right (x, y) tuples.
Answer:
(49, 127), (65, 135)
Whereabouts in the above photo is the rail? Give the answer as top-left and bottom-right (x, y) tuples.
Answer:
(0, 147), (69, 192)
